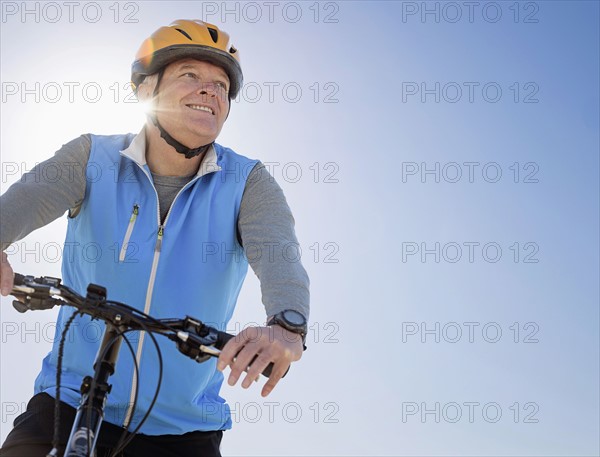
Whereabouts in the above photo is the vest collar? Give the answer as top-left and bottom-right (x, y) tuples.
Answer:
(119, 127), (222, 178)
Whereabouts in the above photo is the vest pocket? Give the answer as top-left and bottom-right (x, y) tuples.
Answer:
(119, 204), (139, 262)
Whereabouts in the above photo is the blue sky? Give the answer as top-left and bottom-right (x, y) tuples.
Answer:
(1, 1), (598, 455)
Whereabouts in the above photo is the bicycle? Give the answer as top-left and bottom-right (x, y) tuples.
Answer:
(6, 273), (277, 457)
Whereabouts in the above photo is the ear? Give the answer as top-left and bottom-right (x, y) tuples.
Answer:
(136, 74), (158, 102)
(224, 97), (231, 120)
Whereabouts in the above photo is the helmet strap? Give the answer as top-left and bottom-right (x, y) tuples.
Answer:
(149, 68), (214, 159)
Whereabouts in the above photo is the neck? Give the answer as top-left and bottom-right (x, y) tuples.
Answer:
(145, 123), (207, 176)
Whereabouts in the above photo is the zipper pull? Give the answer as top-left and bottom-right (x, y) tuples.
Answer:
(120, 204), (140, 262)
(156, 226), (164, 253)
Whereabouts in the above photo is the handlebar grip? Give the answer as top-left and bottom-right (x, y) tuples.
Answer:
(213, 330), (278, 378)
(13, 273), (25, 286)
(213, 329), (234, 350)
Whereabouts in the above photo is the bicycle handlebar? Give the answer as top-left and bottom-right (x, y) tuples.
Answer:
(9, 273), (276, 378)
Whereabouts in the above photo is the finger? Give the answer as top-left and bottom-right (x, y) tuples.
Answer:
(217, 342), (238, 372)
(241, 352), (272, 389)
(261, 360), (291, 397)
(227, 344), (262, 387)
(217, 329), (252, 371)
(0, 252), (14, 296)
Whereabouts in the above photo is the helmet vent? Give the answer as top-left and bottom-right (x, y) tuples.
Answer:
(175, 28), (193, 41)
(207, 27), (219, 43)
(229, 46), (237, 54)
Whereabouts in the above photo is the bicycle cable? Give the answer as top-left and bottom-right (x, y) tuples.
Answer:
(49, 309), (79, 457)
(46, 297), (158, 457)
(109, 319), (164, 457)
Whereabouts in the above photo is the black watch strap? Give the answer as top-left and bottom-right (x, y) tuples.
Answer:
(267, 310), (308, 350)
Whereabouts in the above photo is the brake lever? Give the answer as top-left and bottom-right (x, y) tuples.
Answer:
(11, 295), (64, 313)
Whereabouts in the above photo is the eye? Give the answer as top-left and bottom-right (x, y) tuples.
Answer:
(215, 81), (229, 92)
(181, 72), (198, 79)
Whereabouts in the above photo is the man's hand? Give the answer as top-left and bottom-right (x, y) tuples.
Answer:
(217, 325), (303, 397)
(0, 251), (14, 296)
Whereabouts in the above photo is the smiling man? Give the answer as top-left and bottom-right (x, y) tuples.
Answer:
(0, 20), (310, 457)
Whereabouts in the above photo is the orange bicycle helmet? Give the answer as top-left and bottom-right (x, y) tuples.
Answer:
(131, 19), (242, 98)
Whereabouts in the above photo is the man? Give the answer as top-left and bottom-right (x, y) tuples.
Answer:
(0, 19), (309, 456)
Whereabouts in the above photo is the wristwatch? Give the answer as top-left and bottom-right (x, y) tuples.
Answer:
(267, 310), (307, 349)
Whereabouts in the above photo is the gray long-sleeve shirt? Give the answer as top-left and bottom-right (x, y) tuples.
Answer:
(0, 134), (309, 319)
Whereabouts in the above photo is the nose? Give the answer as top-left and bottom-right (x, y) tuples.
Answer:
(197, 89), (215, 100)
(196, 83), (218, 97)
(196, 84), (228, 105)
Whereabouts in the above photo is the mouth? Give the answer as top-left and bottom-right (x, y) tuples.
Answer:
(186, 104), (215, 115)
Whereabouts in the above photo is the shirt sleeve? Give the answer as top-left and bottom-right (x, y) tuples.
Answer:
(237, 162), (310, 321)
(1, 134), (91, 252)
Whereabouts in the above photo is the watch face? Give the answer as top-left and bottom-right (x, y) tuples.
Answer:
(282, 310), (306, 326)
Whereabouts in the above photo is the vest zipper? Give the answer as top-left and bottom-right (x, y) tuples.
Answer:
(123, 224), (163, 426)
(122, 176), (199, 428)
(119, 204), (139, 262)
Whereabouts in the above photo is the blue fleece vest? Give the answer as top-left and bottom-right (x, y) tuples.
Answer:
(34, 133), (258, 435)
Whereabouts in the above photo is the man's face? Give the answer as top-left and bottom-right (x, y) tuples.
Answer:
(151, 58), (230, 147)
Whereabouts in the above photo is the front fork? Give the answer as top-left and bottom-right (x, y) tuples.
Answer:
(64, 324), (123, 457)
